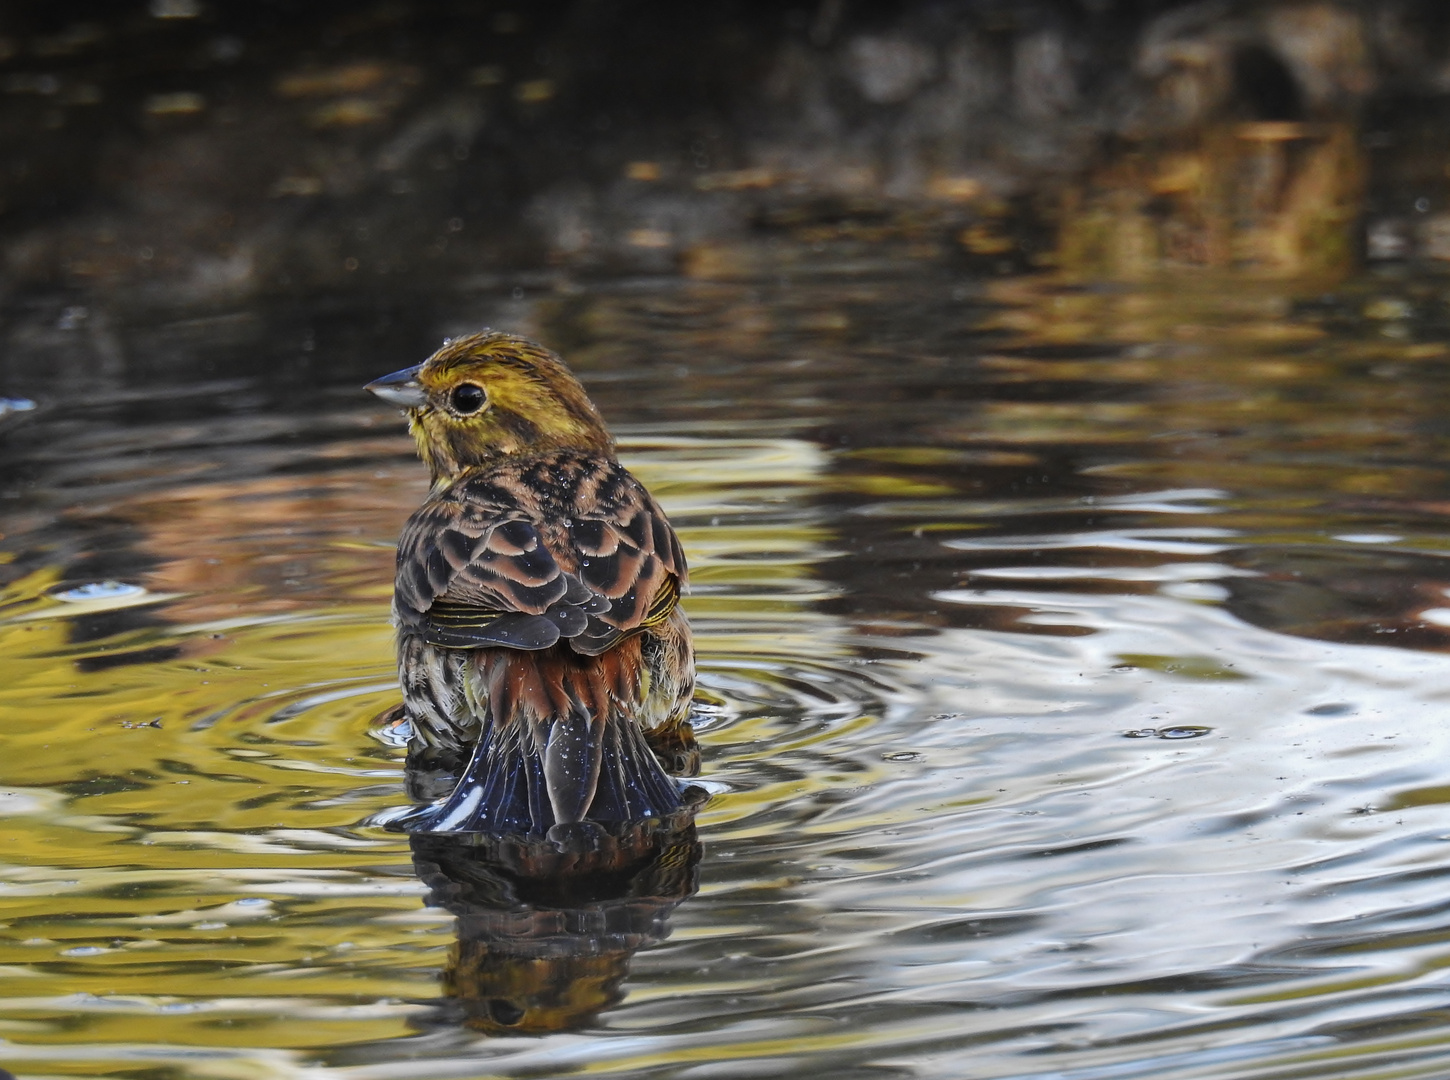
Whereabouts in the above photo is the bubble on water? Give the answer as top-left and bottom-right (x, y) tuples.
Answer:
(371, 715), (413, 747)
(52, 581), (147, 602)
(61, 946), (107, 957)
(1158, 726), (1212, 740)
(883, 751), (924, 762)
(1124, 726), (1213, 740)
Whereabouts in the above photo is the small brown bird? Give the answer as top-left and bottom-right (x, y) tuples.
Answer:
(366, 331), (696, 835)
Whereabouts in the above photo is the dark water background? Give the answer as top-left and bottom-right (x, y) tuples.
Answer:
(8, 3), (1450, 1078)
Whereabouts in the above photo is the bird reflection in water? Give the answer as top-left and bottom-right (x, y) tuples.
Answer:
(409, 797), (704, 1034)
(366, 332), (705, 1033)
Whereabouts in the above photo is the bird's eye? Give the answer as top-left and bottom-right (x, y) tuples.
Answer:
(449, 383), (486, 414)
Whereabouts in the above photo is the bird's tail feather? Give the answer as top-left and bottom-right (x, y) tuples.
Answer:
(401, 641), (684, 836)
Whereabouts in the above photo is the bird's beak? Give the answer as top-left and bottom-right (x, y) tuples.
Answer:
(365, 364), (428, 408)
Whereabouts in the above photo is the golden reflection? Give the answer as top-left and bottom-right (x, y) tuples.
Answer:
(1060, 121), (1364, 280)
(0, 422), (835, 1050)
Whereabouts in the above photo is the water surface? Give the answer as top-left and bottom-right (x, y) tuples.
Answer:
(5, 266), (1450, 1078)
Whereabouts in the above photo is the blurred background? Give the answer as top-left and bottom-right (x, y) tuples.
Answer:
(2, 0), (1450, 374)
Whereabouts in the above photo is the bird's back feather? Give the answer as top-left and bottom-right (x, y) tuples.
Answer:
(394, 450), (687, 657)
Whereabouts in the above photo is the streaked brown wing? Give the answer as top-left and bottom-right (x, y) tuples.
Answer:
(395, 492), (582, 650)
(394, 452), (687, 655)
(568, 491), (688, 655)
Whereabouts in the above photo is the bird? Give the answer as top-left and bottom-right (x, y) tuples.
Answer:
(366, 331), (697, 837)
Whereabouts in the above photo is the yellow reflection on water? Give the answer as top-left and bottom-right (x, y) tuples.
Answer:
(1061, 121), (1363, 280)
(0, 427), (844, 1060)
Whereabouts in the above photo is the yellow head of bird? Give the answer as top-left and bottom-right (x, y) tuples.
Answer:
(365, 331), (613, 484)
